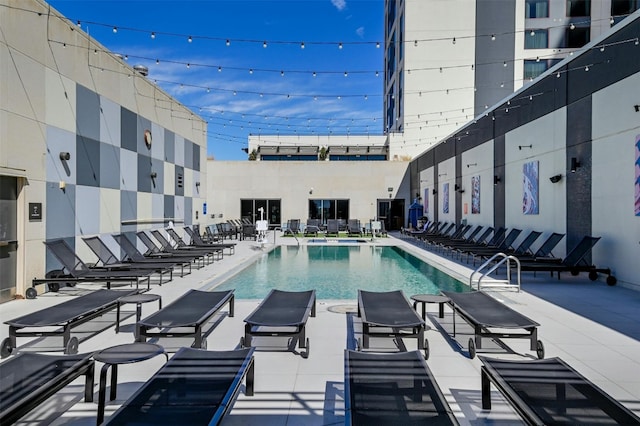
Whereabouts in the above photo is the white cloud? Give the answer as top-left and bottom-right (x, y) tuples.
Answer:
(331, 0), (347, 11)
(356, 26), (365, 38)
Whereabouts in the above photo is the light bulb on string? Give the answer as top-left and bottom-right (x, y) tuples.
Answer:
(188, 36), (192, 43)
(300, 42), (305, 49)
(151, 32), (156, 39)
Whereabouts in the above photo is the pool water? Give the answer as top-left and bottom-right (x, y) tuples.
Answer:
(212, 245), (469, 299)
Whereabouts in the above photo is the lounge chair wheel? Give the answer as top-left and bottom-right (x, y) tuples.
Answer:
(65, 337), (79, 355)
(588, 271), (599, 281)
(468, 338), (476, 359)
(302, 338), (310, 359)
(1, 338), (14, 358)
(570, 269), (580, 276)
(47, 282), (60, 292)
(606, 275), (617, 286)
(536, 340), (545, 359)
(25, 287), (37, 299)
(424, 339), (430, 360)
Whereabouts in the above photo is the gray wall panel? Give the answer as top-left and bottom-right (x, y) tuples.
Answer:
(164, 130), (175, 163)
(76, 136), (100, 187)
(99, 142), (120, 189)
(137, 154), (153, 193)
(76, 84), (100, 141)
(566, 97), (592, 257)
(121, 108), (137, 152)
(45, 182), (75, 240)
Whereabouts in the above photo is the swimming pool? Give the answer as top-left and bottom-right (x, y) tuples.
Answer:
(212, 245), (469, 299)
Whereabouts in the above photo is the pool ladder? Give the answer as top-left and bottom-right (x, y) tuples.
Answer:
(469, 253), (521, 291)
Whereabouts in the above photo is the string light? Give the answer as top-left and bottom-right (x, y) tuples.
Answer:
(263, 41), (267, 48)
(300, 42), (305, 49)
(112, 26), (117, 33)
(491, 34), (496, 41)
(226, 39), (230, 46)
(570, 23), (575, 30)
(150, 32), (155, 39)
(338, 42), (343, 49)
(452, 37), (456, 44)
(188, 36), (192, 43)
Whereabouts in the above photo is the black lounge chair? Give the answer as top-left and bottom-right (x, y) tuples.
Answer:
(82, 236), (175, 282)
(104, 347), (255, 425)
(480, 356), (640, 425)
(137, 289), (234, 349)
(283, 219), (301, 236)
(344, 350), (459, 425)
(29, 240), (152, 298)
(136, 231), (209, 267)
(348, 219), (363, 237)
(0, 352), (95, 424)
(464, 228), (523, 264)
(112, 233), (193, 275)
(304, 218), (322, 237)
(241, 289), (316, 358)
(2, 288), (137, 357)
(357, 290), (428, 357)
(441, 290), (544, 359)
(515, 232), (565, 261)
(136, 231), (208, 269)
(165, 227), (225, 259)
(517, 236), (617, 285)
(325, 219), (340, 237)
(183, 226), (236, 254)
(152, 229), (222, 262)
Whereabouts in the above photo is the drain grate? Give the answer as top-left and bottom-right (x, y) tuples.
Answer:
(327, 304), (358, 314)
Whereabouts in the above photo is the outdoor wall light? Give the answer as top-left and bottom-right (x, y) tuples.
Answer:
(59, 152), (70, 161)
(494, 175), (501, 185)
(195, 181), (201, 187)
(454, 184), (464, 193)
(549, 174), (562, 183)
(309, 187), (313, 195)
(634, 105), (639, 112)
(466, 162), (477, 168)
(570, 157), (581, 173)
(150, 172), (158, 178)
(518, 144), (533, 150)
(432, 188), (437, 195)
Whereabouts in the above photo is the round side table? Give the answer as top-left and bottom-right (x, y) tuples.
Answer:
(411, 294), (451, 320)
(115, 293), (162, 334)
(94, 342), (168, 425)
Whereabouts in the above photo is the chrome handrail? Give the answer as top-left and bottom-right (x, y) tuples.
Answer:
(469, 252), (521, 291)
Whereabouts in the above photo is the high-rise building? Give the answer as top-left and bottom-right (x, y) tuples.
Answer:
(384, 0), (640, 160)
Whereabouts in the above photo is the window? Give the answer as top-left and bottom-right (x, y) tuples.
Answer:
(309, 199), (349, 225)
(611, 0), (639, 16)
(261, 155), (317, 161)
(567, 0), (590, 16)
(524, 60), (548, 80)
(524, 59), (562, 80)
(565, 26), (590, 48)
(525, 29), (548, 49)
(240, 199), (281, 227)
(526, 0), (549, 18)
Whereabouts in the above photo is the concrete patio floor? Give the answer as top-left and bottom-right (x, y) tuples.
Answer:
(1, 232), (639, 425)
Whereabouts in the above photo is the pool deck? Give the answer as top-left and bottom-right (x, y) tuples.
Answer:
(2, 232), (640, 425)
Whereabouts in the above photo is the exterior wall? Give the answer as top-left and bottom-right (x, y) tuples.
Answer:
(206, 161), (411, 226)
(0, 0), (207, 298)
(460, 142), (495, 228)
(407, 11), (640, 289)
(591, 72), (640, 288)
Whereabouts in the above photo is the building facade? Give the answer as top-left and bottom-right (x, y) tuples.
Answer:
(0, 0), (207, 301)
(385, 0), (640, 160)
(409, 10), (640, 289)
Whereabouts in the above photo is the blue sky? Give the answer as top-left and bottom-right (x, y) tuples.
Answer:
(47, 0), (385, 160)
